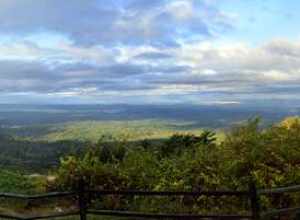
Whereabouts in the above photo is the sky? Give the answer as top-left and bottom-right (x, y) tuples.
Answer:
(0, 0), (300, 105)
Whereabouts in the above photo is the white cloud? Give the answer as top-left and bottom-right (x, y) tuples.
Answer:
(261, 70), (291, 81)
(1, 36), (300, 103)
(166, 0), (195, 21)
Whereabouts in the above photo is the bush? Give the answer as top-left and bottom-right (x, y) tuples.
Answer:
(51, 117), (300, 213)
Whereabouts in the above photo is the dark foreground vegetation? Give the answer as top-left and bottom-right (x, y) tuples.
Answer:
(1, 116), (300, 219)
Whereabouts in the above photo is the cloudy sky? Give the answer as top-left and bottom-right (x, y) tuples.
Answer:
(0, 0), (300, 104)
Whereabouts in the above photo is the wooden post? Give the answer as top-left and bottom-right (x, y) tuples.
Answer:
(295, 211), (300, 220)
(249, 181), (260, 220)
(78, 179), (87, 220)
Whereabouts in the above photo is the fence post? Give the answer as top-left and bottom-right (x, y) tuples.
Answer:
(249, 181), (260, 220)
(78, 179), (87, 220)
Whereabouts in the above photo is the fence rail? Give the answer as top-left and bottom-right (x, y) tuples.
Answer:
(0, 182), (299, 220)
(259, 185), (300, 195)
(0, 211), (79, 220)
(88, 189), (250, 196)
(88, 209), (253, 219)
(0, 192), (76, 200)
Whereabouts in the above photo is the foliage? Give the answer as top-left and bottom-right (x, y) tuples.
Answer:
(50, 116), (300, 214)
(0, 119), (224, 171)
(0, 170), (39, 193)
(2, 116), (300, 215)
(0, 136), (86, 171)
(53, 152), (127, 191)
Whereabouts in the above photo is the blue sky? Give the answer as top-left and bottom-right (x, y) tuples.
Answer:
(0, 0), (300, 104)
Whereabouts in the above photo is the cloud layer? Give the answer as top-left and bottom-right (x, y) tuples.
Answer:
(0, 0), (299, 104)
(0, 0), (233, 46)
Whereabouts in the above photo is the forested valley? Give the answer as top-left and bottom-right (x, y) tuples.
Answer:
(0, 116), (300, 218)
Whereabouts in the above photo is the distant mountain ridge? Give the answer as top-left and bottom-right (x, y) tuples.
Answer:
(0, 103), (298, 127)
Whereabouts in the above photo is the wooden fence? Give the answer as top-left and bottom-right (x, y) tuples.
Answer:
(0, 182), (299, 220)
